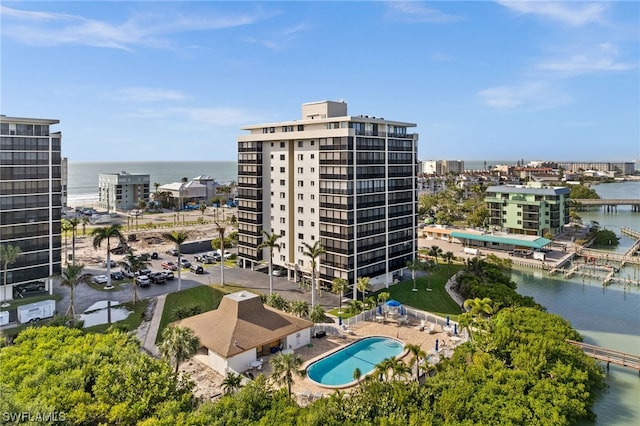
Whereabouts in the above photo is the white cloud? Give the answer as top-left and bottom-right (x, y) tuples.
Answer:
(537, 43), (637, 76)
(386, 1), (462, 23)
(177, 107), (264, 127)
(497, 1), (607, 26)
(430, 52), (452, 62)
(0, 5), (275, 50)
(109, 87), (190, 102)
(478, 81), (571, 110)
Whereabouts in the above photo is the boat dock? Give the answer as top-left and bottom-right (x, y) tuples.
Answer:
(566, 340), (640, 374)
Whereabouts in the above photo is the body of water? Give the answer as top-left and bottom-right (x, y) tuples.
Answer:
(514, 181), (640, 425)
(67, 161), (238, 205)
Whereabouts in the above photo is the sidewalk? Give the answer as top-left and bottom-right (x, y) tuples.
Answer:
(142, 294), (166, 357)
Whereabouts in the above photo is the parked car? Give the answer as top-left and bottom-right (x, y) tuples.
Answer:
(150, 251), (159, 259)
(180, 258), (192, 268)
(190, 265), (204, 274)
(194, 254), (215, 264)
(149, 272), (166, 284)
(161, 262), (177, 271)
(122, 269), (135, 279)
(14, 281), (46, 295)
(135, 275), (151, 287)
(101, 259), (117, 268)
(138, 268), (152, 277)
(110, 271), (124, 280)
(166, 249), (179, 256)
(92, 275), (108, 285)
(272, 268), (286, 277)
(162, 271), (175, 281)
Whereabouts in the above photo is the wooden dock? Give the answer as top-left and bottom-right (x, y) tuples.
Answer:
(567, 340), (640, 374)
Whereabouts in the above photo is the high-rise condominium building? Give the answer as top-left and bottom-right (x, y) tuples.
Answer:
(237, 101), (418, 292)
(0, 115), (62, 299)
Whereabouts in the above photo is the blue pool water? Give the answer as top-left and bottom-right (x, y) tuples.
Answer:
(307, 336), (405, 387)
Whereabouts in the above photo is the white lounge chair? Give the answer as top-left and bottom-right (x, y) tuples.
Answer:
(313, 392), (324, 400)
(297, 390), (311, 401)
(426, 323), (436, 334)
(416, 320), (426, 331)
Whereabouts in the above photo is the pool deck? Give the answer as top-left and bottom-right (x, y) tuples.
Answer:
(289, 319), (465, 404)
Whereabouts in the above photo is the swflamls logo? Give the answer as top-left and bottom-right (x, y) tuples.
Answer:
(2, 412), (67, 422)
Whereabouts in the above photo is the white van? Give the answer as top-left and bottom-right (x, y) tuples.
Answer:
(17, 300), (56, 324)
(0, 310), (9, 326)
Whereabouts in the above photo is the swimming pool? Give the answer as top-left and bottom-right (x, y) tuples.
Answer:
(307, 336), (405, 387)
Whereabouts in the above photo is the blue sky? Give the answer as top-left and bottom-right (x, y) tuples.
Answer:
(1, 1), (638, 162)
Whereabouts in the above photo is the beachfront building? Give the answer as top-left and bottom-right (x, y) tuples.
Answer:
(236, 100), (419, 292)
(177, 291), (313, 375)
(0, 115), (63, 299)
(485, 183), (571, 237)
(98, 171), (150, 212)
(557, 161), (635, 176)
(420, 160), (464, 176)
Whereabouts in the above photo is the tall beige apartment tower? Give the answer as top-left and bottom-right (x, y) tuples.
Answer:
(237, 101), (418, 295)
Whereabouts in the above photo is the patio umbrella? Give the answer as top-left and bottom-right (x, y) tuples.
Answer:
(399, 306), (405, 316)
(386, 300), (401, 307)
(338, 315), (342, 326)
(446, 315), (450, 326)
(454, 323), (458, 335)
(377, 305), (383, 315)
(435, 339), (439, 352)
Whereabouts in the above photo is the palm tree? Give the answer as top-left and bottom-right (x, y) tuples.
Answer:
(199, 202), (207, 218)
(81, 216), (89, 236)
(214, 222), (226, 286)
(347, 299), (364, 314)
(59, 263), (91, 318)
(221, 372), (243, 395)
(406, 258), (426, 292)
(162, 230), (190, 291)
(461, 297), (494, 342)
(0, 245), (22, 307)
(356, 276), (371, 303)
(159, 325), (200, 373)
(269, 353), (306, 398)
(289, 300), (309, 318)
(429, 245), (443, 265)
(121, 252), (149, 303)
(424, 259), (436, 291)
(374, 357), (397, 382)
(353, 367), (362, 385)
(303, 241), (325, 308)
(310, 304), (325, 324)
(405, 343), (427, 381)
(91, 224), (125, 289)
(258, 230), (282, 295)
(331, 277), (348, 314)
(443, 251), (455, 273)
(377, 292), (390, 305)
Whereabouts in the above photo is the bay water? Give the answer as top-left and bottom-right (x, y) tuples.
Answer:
(514, 181), (640, 425)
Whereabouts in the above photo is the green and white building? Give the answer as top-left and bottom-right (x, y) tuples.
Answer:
(485, 183), (571, 237)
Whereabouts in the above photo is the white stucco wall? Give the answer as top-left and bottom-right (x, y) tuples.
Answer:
(284, 328), (312, 350)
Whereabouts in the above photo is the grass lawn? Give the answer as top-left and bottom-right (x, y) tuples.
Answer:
(326, 265), (464, 321)
(84, 299), (149, 334)
(155, 284), (247, 344)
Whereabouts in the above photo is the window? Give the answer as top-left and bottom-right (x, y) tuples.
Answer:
(281, 243), (286, 249)
(280, 154), (285, 161)
(310, 194), (315, 200)
(280, 217), (285, 224)
(298, 181), (303, 187)
(298, 220), (304, 226)
(311, 141), (315, 146)
(280, 230), (286, 236)
(280, 192), (285, 198)
(280, 142), (285, 148)
(298, 207), (304, 213)
(298, 246), (304, 253)
(298, 154), (304, 161)
(263, 128), (269, 134)
(270, 127), (275, 133)
(310, 167), (315, 173)
(298, 260), (304, 266)
(298, 125), (304, 131)
(270, 203), (274, 208)
(270, 179), (274, 183)
(298, 167), (303, 174)
(270, 142), (274, 147)
(270, 167), (274, 171)
(311, 235), (315, 240)
(270, 154), (274, 159)
(280, 179), (285, 185)
(311, 181), (315, 186)
(297, 194), (304, 200)
(270, 191), (274, 196)
(280, 167), (285, 173)
(310, 154), (315, 159)
(298, 233), (304, 239)
(280, 255), (286, 261)
(311, 221), (315, 227)
(280, 205), (285, 211)
(310, 208), (315, 213)
(298, 141), (303, 147)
